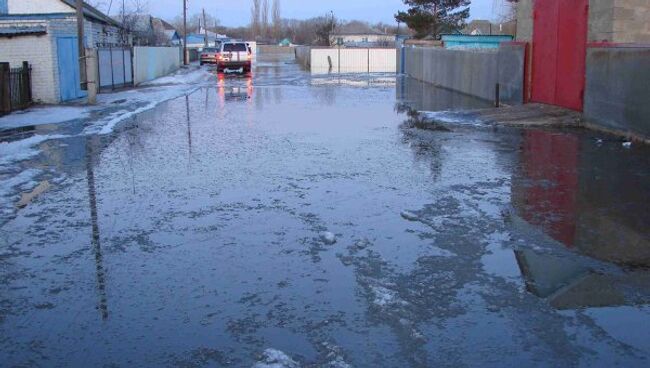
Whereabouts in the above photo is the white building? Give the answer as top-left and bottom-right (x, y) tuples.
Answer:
(0, 0), (123, 103)
(329, 22), (393, 48)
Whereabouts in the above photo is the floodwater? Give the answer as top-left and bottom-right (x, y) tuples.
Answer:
(1, 57), (650, 367)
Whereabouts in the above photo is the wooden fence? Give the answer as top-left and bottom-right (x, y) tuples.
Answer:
(0, 61), (32, 116)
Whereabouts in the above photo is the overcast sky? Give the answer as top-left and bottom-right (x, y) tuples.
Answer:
(102, 0), (507, 26)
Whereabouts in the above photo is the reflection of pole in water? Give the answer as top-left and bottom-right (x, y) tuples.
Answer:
(186, 94), (193, 158)
(204, 87), (209, 111)
(86, 139), (108, 320)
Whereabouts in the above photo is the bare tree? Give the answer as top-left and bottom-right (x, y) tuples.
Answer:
(261, 0), (270, 38)
(272, 0), (282, 41)
(250, 0), (261, 39)
(117, 0), (148, 45)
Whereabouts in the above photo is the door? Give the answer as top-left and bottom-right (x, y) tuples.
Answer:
(57, 37), (87, 101)
(531, 0), (588, 111)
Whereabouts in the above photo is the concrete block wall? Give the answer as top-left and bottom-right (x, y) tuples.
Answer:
(403, 45), (526, 104)
(515, 0), (534, 42)
(589, 0), (616, 41)
(612, 0), (650, 43)
(295, 46), (311, 68)
(584, 46), (650, 139)
(133, 46), (181, 85)
(517, 0), (650, 43)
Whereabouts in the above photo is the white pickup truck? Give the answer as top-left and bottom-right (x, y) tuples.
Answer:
(217, 42), (252, 74)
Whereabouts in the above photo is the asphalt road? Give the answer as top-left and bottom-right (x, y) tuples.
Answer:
(1, 57), (649, 367)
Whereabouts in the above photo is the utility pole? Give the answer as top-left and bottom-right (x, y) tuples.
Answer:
(203, 8), (208, 47)
(76, 0), (87, 90)
(330, 10), (334, 46)
(183, 0), (188, 65)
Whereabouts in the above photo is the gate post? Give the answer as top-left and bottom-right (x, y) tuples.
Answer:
(22, 61), (32, 105)
(85, 48), (97, 104)
(0, 62), (10, 115)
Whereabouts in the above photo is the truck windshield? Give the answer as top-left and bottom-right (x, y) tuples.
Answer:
(223, 44), (248, 52)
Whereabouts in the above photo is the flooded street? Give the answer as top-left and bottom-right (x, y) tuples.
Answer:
(1, 57), (650, 367)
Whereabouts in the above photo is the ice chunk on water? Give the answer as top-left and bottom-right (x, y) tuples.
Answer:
(320, 232), (337, 245)
(623, 141), (632, 148)
(354, 239), (371, 250)
(370, 285), (407, 308)
(252, 349), (300, 368)
(400, 211), (419, 221)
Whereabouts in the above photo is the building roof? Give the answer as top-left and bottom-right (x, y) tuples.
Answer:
(158, 18), (176, 31)
(0, 26), (47, 37)
(59, 0), (122, 28)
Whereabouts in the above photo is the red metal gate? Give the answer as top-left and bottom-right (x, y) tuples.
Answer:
(531, 0), (589, 111)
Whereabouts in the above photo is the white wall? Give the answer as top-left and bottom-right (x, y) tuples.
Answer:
(8, 0), (72, 14)
(309, 48), (396, 73)
(133, 46), (181, 85)
(0, 19), (59, 103)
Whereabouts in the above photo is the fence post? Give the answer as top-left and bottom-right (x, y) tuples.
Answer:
(0, 62), (10, 115)
(109, 45), (115, 90)
(86, 48), (97, 104)
(23, 61), (32, 105)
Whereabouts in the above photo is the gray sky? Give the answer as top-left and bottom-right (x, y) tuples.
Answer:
(104, 0), (507, 26)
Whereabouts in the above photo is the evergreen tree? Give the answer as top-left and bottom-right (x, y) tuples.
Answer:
(396, 0), (471, 39)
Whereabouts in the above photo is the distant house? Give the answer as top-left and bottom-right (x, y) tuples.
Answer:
(463, 19), (517, 37)
(0, 0), (123, 103)
(159, 18), (181, 46)
(329, 22), (393, 48)
(185, 28), (228, 49)
(118, 14), (180, 46)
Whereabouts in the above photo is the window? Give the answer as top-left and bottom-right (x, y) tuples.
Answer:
(223, 43), (247, 52)
(362, 37), (369, 43)
(0, 0), (8, 15)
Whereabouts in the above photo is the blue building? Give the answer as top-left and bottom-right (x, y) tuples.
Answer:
(441, 35), (514, 49)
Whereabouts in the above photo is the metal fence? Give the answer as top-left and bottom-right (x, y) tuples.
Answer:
(0, 61), (32, 116)
(97, 46), (134, 92)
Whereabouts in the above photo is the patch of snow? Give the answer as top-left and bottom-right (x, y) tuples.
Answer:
(420, 111), (483, 126)
(326, 357), (352, 368)
(85, 68), (213, 135)
(400, 211), (420, 222)
(141, 67), (212, 86)
(622, 141), (632, 148)
(370, 285), (407, 308)
(0, 107), (89, 130)
(319, 232), (337, 245)
(0, 168), (42, 199)
(0, 134), (67, 168)
(252, 349), (300, 368)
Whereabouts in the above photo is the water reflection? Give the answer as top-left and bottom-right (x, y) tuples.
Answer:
(515, 249), (650, 310)
(396, 76), (491, 113)
(217, 74), (254, 103)
(512, 130), (650, 267)
(510, 129), (650, 309)
(85, 137), (109, 320)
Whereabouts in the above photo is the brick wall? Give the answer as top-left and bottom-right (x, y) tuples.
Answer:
(0, 20), (58, 103)
(0, 16), (122, 104)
